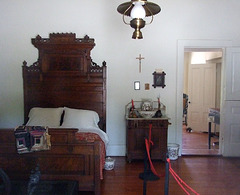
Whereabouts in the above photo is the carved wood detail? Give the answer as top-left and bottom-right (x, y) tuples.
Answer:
(22, 33), (107, 132)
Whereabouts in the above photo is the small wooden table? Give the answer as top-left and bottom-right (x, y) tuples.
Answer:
(208, 108), (220, 149)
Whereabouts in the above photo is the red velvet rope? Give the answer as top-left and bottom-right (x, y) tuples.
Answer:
(145, 124), (164, 178)
(146, 124), (199, 194)
(145, 138), (164, 178)
(167, 158), (200, 195)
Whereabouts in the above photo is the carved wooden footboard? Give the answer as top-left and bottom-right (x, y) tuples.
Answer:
(0, 128), (101, 195)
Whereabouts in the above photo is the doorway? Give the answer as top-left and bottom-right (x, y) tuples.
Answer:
(182, 50), (222, 155)
(176, 40), (236, 157)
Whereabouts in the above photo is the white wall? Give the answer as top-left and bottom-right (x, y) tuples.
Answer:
(1, 0), (240, 156)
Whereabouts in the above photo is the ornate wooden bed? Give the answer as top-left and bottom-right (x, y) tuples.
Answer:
(0, 33), (107, 195)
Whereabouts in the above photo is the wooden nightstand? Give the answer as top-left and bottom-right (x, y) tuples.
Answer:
(126, 118), (170, 162)
(125, 100), (170, 162)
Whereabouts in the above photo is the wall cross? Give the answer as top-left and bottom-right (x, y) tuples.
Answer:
(136, 54), (145, 73)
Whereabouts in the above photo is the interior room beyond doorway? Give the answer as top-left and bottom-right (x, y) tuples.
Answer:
(182, 50), (222, 155)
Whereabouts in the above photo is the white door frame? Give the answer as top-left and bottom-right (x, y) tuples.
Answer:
(176, 40), (232, 155)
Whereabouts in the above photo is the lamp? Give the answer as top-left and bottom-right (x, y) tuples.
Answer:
(117, 0), (161, 39)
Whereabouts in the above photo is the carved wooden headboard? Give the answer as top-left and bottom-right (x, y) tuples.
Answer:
(22, 33), (106, 131)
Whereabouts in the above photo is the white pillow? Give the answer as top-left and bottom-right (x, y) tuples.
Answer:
(61, 107), (100, 129)
(26, 107), (64, 128)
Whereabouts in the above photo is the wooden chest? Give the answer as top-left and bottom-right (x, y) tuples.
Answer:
(126, 118), (169, 162)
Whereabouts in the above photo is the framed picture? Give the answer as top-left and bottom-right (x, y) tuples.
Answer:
(145, 83), (150, 90)
(152, 71), (166, 88)
(134, 81), (140, 90)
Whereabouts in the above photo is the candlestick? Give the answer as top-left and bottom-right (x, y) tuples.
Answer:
(131, 99), (134, 109)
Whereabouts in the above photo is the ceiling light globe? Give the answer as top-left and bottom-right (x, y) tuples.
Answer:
(130, 2), (146, 19)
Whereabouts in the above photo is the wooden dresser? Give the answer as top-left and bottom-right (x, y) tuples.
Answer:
(126, 118), (170, 162)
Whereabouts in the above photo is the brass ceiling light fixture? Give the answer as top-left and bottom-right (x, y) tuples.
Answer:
(117, 0), (161, 39)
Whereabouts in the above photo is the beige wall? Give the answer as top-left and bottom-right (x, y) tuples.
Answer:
(0, 1), (240, 156)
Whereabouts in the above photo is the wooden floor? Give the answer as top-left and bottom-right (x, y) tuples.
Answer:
(80, 156), (240, 195)
(79, 126), (239, 195)
(182, 125), (220, 155)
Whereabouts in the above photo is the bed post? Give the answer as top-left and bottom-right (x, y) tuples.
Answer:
(94, 141), (101, 195)
(102, 61), (107, 132)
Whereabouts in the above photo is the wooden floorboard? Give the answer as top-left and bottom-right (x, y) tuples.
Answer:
(79, 156), (240, 195)
(79, 125), (239, 194)
(182, 125), (220, 155)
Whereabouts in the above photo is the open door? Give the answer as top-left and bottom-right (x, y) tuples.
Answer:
(222, 48), (240, 156)
(187, 63), (216, 132)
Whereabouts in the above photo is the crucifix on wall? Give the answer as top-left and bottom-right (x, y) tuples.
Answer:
(136, 54), (145, 73)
